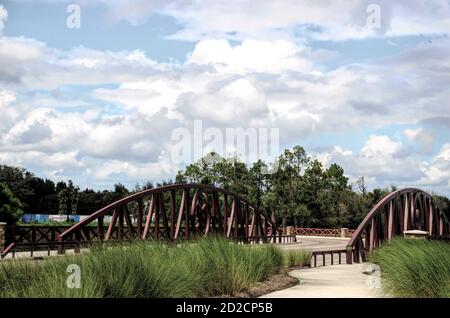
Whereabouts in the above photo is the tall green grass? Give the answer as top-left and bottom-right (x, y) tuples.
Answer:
(371, 238), (450, 298)
(0, 237), (290, 298)
(282, 249), (312, 268)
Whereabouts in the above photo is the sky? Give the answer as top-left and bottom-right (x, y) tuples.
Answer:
(0, 0), (449, 195)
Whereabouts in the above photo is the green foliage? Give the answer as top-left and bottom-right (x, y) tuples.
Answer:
(57, 180), (79, 217)
(0, 182), (23, 224)
(175, 148), (406, 229)
(432, 194), (450, 221)
(0, 166), (35, 211)
(371, 238), (450, 298)
(0, 237), (285, 298)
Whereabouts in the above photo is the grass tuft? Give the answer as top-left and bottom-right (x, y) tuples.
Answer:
(282, 249), (312, 268)
(370, 238), (450, 298)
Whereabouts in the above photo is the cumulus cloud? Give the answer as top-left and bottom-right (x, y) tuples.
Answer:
(314, 136), (425, 190)
(0, 89), (19, 131)
(0, 37), (165, 89)
(175, 78), (270, 126)
(0, 89), (181, 188)
(186, 39), (313, 74)
(361, 135), (403, 158)
(420, 144), (450, 187)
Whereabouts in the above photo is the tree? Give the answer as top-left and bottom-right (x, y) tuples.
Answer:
(28, 177), (58, 214)
(112, 183), (129, 200)
(249, 160), (268, 210)
(0, 165), (34, 211)
(268, 146), (309, 228)
(433, 194), (450, 221)
(58, 180), (79, 220)
(302, 160), (325, 226)
(0, 182), (23, 224)
(321, 163), (350, 227)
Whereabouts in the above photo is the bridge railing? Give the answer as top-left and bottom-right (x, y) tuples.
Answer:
(232, 235), (297, 244)
(310, 249), (348, 267)
(1, 234), (297, 260)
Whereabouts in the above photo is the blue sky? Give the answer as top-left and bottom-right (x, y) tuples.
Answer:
(0, 0), (449, 194)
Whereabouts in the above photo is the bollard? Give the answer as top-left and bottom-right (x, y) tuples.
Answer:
(341, 228), (349, 238)
(286, 226), (293, 236)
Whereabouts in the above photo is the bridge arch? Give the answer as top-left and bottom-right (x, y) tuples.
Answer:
(58, 183), (279, 244)
(346, 188), (449, 264)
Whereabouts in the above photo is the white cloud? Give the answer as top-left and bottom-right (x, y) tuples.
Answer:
(315, 135), (424, 189)
(186, 39), (312, 74)
(176, 78), (270, 126)
(0, 89), (19, 130)
(93, 158), (177, 182)
(0, 5), (7, 34)
(0, 89), (181, 189)
(420, 144), (450, 186)
(361, 135), (402, 157)
(94, 76), (188, 117)
(0, 37), (164, 89)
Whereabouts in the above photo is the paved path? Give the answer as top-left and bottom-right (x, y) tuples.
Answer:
(1, 248), (87, 260)
(264, 237), (382, 298)
(276, 236), (350, 266)
(277, 235), (349, 252)
(262, 263), (382, 298)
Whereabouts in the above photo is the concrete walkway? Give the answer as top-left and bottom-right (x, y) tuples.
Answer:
(277, 235), (349, 252)
(262, 263), (382, 298)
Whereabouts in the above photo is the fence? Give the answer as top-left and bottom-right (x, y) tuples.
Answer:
(5, 225), (77, 244)
(282, 227), (355, 238)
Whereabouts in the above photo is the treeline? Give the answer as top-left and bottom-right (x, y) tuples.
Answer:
(0, 165), (169, 223)
(176, 147), (398, 229)
(1, 145), (449, 227)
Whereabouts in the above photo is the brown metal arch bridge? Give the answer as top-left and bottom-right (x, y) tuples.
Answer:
(57, 183), (280, 246)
